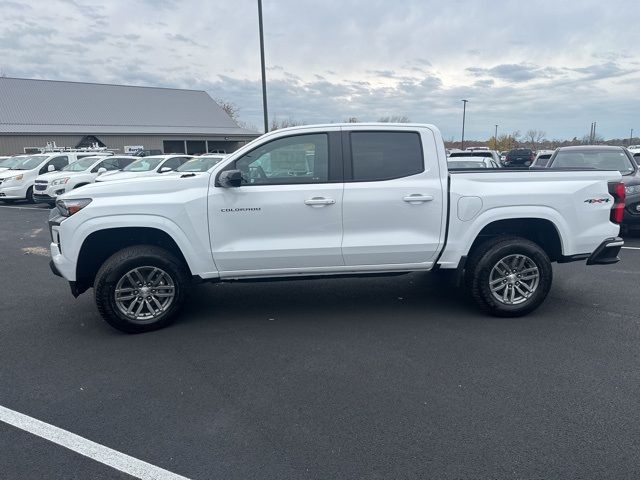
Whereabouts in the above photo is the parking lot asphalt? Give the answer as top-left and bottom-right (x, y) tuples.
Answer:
(2, 202), (640, 479)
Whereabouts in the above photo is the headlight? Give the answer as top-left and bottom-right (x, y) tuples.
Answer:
(4, 174), (23, 182)
(51, 177), (70, 186)
(625, 185), (640, 195)
(56, 198), (92, 217)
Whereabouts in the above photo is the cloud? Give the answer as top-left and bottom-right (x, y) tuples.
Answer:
(466, 63), (563, 83)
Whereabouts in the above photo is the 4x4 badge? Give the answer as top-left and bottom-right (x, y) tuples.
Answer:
(584, 198), (610, 204)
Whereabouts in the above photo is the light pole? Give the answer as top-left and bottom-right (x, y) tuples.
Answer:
(258, 0), (269, 133)
(461, 99), (469, 150)
(631, 128), (634, 146)
(494, 124), (499, 150)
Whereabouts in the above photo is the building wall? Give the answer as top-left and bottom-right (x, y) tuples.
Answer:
(0, 134), (256, 155)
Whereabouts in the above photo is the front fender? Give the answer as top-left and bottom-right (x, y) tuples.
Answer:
(59, 214), (219, 280)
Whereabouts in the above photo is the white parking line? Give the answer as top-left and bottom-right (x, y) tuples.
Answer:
(0, 405), (190, 480)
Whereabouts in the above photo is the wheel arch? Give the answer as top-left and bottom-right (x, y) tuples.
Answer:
(467, 218), (563, 262)
(75, 226), (193, 293)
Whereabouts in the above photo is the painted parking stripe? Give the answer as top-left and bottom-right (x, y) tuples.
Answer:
(0, 405), (190, 480)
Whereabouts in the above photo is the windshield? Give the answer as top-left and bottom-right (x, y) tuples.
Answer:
(63, 157), (101, 172)
(0, 157), (21, 168)
(448, 160), (486, 169)
(551, 150), (634, 174)
(177, 157), (224, 172)
(123, 157), (164, 172)
(10, 155), (48, 170)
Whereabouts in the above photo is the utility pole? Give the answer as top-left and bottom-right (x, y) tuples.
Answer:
(593, 121), (597, 144)
(257, 0), (269, 133)
(461, 99), (469, 150)
(494, 124), (498, 150)
(631, 128), (634, 146)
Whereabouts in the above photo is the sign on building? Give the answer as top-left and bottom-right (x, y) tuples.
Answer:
(124, 145), (144, 154)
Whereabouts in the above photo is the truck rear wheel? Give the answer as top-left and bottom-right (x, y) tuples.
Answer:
(94, 245), (190, 333)
(466, 236), (552, 317)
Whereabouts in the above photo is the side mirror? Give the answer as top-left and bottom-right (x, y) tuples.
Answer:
(219, 169), (243, 188)
(47, 165), (55, 172)
(159, 166), (173, 173)
(97, 167), (107, 175)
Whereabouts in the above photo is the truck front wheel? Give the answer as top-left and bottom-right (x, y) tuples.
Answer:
(94, 245), (190, 333)
(466, 236), (552, 317)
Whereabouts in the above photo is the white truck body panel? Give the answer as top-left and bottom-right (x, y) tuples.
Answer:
(49, 124), (622, 284)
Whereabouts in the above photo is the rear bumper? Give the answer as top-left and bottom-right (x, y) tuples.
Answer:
(586, 237), (624, 265)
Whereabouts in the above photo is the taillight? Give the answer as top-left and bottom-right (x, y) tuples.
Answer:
(608, 181), (626, 224)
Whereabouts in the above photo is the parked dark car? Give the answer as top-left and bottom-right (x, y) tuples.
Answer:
(546, 146), (640, 233)
(504, 148), (535, 167)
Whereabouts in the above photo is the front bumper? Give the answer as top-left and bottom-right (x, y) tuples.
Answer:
(48, 210), (77, 282)
(586, 237), (624, 265)
(34, 185), (66, 203)
(33, 193), (57, 204)
(0, 185), (27, 199)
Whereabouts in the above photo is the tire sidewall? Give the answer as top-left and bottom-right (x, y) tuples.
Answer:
(96, 250), (187, 332)
(474, 241), (552, 316)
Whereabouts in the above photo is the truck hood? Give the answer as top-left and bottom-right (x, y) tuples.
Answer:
(95, 171), (163, 182)
(59, 171), (210, 200)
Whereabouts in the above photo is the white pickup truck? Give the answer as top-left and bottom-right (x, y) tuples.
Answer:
(48, 124), (625, 333)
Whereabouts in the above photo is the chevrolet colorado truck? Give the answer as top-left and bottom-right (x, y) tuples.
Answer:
(48, 124), (625, 333)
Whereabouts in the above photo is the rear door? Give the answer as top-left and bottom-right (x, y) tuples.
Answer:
(341, 127), (445, 266)
(208, 128), (344, 274)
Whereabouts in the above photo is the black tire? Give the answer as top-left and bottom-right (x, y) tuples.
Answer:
(25, 186), (34, 203)
(94, 245), (190, 333)
(465, 236), (552, 317)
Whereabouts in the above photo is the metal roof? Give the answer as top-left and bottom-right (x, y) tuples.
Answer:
(0, 77), (259, 137)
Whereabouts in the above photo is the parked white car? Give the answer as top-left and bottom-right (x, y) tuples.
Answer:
(95, 155), (192, 182)
(531, 150), (556, 168)
(0, 152), (109, 202)
(33, 155), (138, 205)
(0, 154), (69, 202)
(450, 149), (501, 164)
(448, 156), (501, 169)
(49, 123), (625, 332)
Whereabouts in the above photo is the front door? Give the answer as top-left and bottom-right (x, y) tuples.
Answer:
(208, 129), (344, 275)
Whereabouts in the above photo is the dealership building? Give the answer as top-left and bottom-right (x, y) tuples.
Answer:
(0, 77), (260, 156)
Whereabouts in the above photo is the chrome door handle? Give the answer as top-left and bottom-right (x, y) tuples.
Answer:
(403, 194), (434, 203)
(305, 197), (335, 207)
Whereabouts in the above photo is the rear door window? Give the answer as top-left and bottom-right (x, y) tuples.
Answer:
(349, 131), (423, 182)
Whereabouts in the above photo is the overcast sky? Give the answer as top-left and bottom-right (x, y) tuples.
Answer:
(1, 0), (639, 140)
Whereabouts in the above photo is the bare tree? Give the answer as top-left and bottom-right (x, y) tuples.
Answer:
(345, 117), (360, 123)
(526, 129), (546, 149)
(377, 115), (410, 123)
(269, 117), (306, 131)
(582, 132), (604, 145)
(215, 98), (240, 121)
